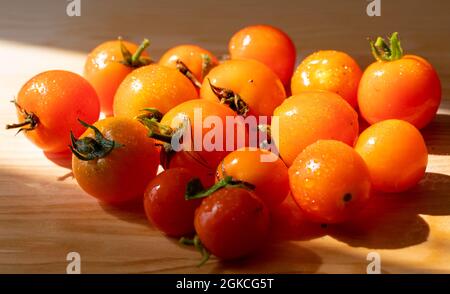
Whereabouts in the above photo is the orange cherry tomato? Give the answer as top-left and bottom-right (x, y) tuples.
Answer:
(272, 90), (359, 166)
(200, 59), (286, 118)
(113, 64), (198, 118)
(229, 25), (296, 88)
(355, 119), (428, 193)
(159, 44), (218, 85)
(291, 50), (362, 109)
(161, 99), (247, 171)
(194, 187), (270, 260)
(6, 70), (100, 154)
(144, 168), (202, 237)
(84, 39), (151, 116)
(216, 148), (289, 209)
(289, 140), (371, 224)
(71, 117), (159, 205)
(358, 33), (441, 129)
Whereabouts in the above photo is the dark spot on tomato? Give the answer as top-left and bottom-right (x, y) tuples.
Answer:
(343, 193), (352, 202)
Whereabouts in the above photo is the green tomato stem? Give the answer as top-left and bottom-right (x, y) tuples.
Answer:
(369, 32), (404, 62)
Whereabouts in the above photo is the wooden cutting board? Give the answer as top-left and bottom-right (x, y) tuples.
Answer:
(0, 0), (449, 273)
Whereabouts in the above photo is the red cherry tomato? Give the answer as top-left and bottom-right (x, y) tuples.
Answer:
(194, 187), (270, 260)
(144, 168), (202, 237)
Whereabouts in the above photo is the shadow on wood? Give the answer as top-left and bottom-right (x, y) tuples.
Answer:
(423, 114), (450, 155)
(328, 172), (450, 249)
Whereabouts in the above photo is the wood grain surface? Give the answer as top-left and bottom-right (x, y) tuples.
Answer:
(0, 0), (449, 273)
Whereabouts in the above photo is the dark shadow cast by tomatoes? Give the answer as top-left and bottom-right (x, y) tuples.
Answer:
(422, 113), (450, 155)
(326, 172), (450, 249)
(98, 198), (149, 227)
(44, 149), (72, 169)
(211, 241), (322, 274)
(397, 172), (450, 216)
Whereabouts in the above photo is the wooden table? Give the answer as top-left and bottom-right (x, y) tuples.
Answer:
(0, 0), (449, 273)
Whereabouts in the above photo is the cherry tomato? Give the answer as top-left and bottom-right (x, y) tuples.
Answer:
(355, 119), (428, 193)
(229, 25), (296, 88)
(165, 151), (216, 187)
(6, 70), (100, 154)
(159, 45), (218, 86)
(216, 148), (289, 209)
(291, 50), (362, 108)
(144, 168), (202, 237)
(200, 59), (286, 118)
(272, 90), (359, 166)
(288, 140), (371, 224)
(84, 39), (151, 116)
(113, 64), (198, 118)
(194, 187), (270, 260)
(156, 99), (247, 175)
(71, 117), (159, 204)
(358, 32), (441, 129)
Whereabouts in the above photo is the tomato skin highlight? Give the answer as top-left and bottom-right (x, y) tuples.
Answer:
(194, 187), (270, 260)
(289, 140), (371, 224)
(159, 44), (218, 83)
(229, 25), (296, 88)
(291, 50), (362, 109)
(72, 117), (159, 205)
(144, 168), (202, 237)
(84, 40), (147, 116)
(113, 64), (198, 118)
(358, 55), (441, 129)
(355, 119), (428, 193)
(216, 148), (289, 209)
(272, 90), (359, 166)
(14, 70), (100, 154)
(200, 59), (286, 118)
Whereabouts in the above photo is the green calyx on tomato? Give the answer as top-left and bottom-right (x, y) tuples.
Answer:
(207, 79), (250, 116)
(179, 235), (210, 267)
(369, 32), (404, 62)
(5, 100), (39, 134)
(185, 176), (255, 200)
(69, 119), (123, 161)
(118, 37), (153, 68)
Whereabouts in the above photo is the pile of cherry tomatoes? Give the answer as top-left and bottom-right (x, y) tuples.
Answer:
(7, 25), (441, 264)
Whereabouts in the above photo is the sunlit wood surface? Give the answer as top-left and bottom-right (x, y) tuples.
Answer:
(0, 0), (449, 273)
